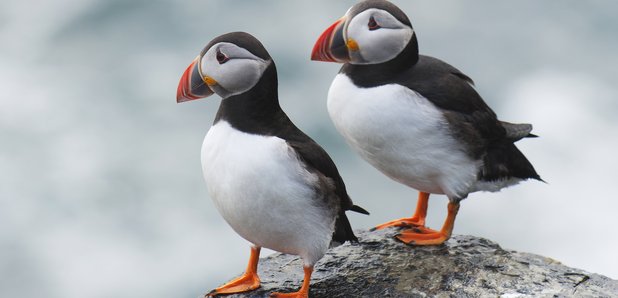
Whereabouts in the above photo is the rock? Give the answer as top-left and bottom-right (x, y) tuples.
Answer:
(208, 229), (618, 297)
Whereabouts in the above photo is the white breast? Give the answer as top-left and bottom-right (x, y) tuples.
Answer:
(200, 121), (335, 265)
(327, 74), (480, 199)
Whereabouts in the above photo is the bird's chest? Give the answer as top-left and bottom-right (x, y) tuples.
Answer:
(327, 74), (449, 162)
(327, 74), (474, 193)
(200, 121), (318, 239)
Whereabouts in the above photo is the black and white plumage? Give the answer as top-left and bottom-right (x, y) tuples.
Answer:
(312, 0), (541, 245)
(177, 32), (367, 297)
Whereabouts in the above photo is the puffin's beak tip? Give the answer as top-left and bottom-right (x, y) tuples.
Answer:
(176, 57), (214, 103)
(311, 18), (349, 63)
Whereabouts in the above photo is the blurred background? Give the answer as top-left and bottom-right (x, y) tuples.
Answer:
(1, 0), (617, 297)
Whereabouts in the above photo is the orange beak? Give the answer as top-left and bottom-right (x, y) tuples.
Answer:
(311, 17), (350, 63)
(176, 56), (214, 103)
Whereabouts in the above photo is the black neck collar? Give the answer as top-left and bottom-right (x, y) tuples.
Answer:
(214, 63), (291, 135)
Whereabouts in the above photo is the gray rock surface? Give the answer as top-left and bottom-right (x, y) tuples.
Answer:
(209, 229), (618, 297)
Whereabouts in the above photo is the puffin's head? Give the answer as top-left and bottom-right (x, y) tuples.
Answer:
(311, 0), (414, 65)
(177, 32), (272, 103)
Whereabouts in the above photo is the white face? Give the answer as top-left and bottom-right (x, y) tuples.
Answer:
(345, 8), (413, 64)
(199, 42), (271, 98)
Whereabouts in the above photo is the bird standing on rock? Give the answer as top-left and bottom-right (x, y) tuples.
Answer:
(311, 0), (541, 245)
(177, 32), (368, 297)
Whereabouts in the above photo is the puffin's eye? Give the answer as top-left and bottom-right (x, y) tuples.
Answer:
(368, 16), (380, 31)
(216, 50), (229, 64)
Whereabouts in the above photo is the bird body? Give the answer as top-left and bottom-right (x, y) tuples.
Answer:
(328, 72), (480, 198)
(202, 120), (337, 265)
(328, 55), (536, 199)
(178, 32), (366, 297)
(312, 0), (540, 245)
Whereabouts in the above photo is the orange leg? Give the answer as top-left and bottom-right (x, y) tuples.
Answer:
(207, 246), (261, 296)
(372, 192), (430, 230)
(396, 201), (460, 245)
(270, 266), (312, 298)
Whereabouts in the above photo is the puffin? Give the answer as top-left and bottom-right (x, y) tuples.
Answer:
(177, 32), (368, 297)
(311, 0), (541, 245)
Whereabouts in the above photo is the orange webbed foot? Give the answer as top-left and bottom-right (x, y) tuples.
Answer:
(207, 246), (261, 296)
(207, 272), (260, 296)
(395, 201), (460, 246)
(372, 192), (430, 231)
(371, 216), (425, 231)
(395, 228), (450, 246)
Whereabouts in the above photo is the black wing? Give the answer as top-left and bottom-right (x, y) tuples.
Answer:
(398, 55), (540, 181)
(277, 123), (368, 243)
(283, 128), (367, 214)
(399, 55), (506, 156)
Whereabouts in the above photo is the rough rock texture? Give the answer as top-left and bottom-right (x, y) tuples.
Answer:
(210, 229), (618, 297)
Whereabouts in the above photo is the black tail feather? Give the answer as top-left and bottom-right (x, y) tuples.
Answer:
(332, 212), (358, 244)
(349, 204), (370, 215)
(331, 203), (369, 245)
(479, 141), (542, 182)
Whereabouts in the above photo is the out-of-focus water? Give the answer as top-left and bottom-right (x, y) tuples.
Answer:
(1, 1), (617, 297)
